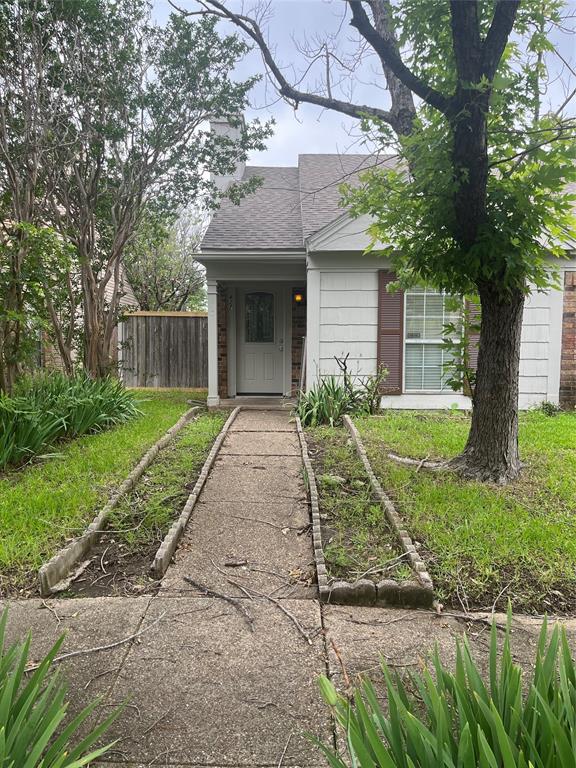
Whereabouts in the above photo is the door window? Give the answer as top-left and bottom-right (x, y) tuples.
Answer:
(245, 292), (275, 343)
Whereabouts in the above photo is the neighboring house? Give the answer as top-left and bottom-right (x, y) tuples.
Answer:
(198, 124), (576, 410)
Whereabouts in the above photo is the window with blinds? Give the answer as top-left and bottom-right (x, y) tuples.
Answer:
(404, 287), (461, 392)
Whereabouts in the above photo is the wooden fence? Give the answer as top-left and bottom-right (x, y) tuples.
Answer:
(120, 311), (208, 388)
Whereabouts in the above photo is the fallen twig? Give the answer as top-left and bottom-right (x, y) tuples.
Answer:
(39, 600), (63, 624)
(83, 665), (122, 690)
(100, 544), (112, 575)
(330, 638), (352, 696)
(25, 610), (167, 671)
(416, 455), (430, 472)
(231, 582), (313, 645)
(387, 452), (444, 469)
(142, 708), (173, 736)
(277, 733), (293, 767)
(182, 576), (254, 632)
(342, 613), (419, 628)
(438, 610), (516, 632)
(228, 580), (254, 600)
(352, 553), (408, 581)
(227, 514), (301, 531)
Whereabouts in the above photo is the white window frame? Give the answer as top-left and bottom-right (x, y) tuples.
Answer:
(402, 288), (463, 394)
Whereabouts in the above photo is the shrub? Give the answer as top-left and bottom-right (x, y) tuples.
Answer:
(0, 371), (140, 469)
(535, 400), (563, 417)
(295, 357), (388, 427)
(295, 377), (353, 427)
(317, 612), (576, 767)
(0, 608), (119, 766)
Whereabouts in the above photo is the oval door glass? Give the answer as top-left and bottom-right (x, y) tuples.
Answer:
(245, 292), (274, 343)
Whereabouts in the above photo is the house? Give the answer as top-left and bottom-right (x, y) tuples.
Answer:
(198, 125), (576, 410)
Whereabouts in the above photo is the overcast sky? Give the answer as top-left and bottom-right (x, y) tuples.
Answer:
(152, 0), (576, 167)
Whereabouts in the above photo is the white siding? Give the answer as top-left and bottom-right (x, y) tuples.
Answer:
(318, 269), (378, 379)
(309, 251), (567, 409)
(518, 287), (564, 407)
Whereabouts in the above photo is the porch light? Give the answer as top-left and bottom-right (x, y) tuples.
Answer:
(294, 292), (304, 304)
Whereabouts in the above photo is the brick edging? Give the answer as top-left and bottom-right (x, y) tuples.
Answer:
(297, 417), (433, 608)
(151, 406), (242, 579)
(38, 406), (202, 597)
(343, 415), (434, 606)
(295, 417), (329, 595)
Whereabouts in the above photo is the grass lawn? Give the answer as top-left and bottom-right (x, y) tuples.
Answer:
(355, 410), (576, 613)
(0, 388), (206, 593)
(306, 426), (409, 583)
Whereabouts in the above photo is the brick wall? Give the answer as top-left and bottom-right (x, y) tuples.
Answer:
(560, 271), (576, 410)
(291, 289), (306, 395)
(217, 288), (228, 398)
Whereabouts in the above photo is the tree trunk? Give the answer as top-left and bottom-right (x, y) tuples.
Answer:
(450, 283), (525, 483)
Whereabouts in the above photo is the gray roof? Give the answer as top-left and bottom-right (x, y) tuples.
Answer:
(201, 153), (393, 252)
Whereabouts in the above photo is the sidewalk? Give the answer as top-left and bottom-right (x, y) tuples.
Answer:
(2, 409), (576, 767)
(160, 409), (316, 599)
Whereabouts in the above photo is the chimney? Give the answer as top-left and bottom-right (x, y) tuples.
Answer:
(210, 116), (246, 193)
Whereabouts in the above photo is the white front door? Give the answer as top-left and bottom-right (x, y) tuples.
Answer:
(237, 287), (285, 394)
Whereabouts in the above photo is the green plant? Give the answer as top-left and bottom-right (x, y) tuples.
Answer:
(442, 298), (481, 402)
(295, 377), (353, 427)
(355, 410), (576, 613)
(296, 357), (388, 427)
(107, 410), (226, 553)
(307, 426), (403, 582)
(0, 372), (140, 470)
(317, 611), (576, 767)
(0, 389), (196, 585)
(535, 401), (562, 417)
(0, 608), (120, 766)
(336, 355), (388, 416)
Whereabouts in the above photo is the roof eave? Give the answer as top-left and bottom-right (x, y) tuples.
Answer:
(197, 248), (306, 262)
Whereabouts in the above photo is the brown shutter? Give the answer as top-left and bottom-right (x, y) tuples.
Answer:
(466, 297), (481, 372)
(377, 270), (404, 394)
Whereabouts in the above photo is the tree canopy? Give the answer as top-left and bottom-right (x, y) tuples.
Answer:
(124, 208), (207, 312)
(0, 0), (271, 384)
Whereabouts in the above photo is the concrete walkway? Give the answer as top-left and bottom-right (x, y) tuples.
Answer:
(2, 409), (576, 767)
(160, 409), (316, 599)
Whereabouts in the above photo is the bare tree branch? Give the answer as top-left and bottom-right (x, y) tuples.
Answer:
(348, 0), (452, 116)
(177, 0), (396, 124)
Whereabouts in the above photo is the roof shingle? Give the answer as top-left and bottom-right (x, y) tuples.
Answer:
(201, 153), (394, 251)
(201, 165), (302, 251)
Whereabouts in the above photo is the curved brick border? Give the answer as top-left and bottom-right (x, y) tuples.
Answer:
(151, 406), (241, 579)
(344, 414), (434, 606)
(38, 406), (202, 597)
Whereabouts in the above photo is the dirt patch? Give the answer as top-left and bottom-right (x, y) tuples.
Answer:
(61, 538), (159, 598)
(61, 413), (227, 598)
(305, 426), (409, 584)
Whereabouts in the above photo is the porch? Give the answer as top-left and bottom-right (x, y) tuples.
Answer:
(206, 275), (307, 407)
